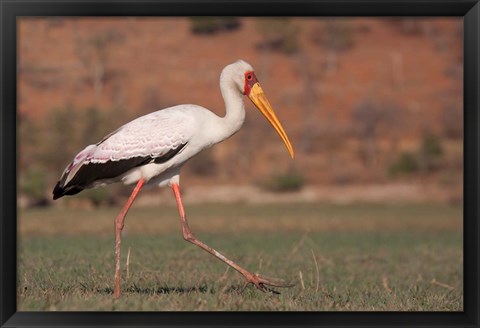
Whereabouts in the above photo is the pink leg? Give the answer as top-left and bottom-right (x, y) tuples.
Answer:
(171, 183), (292, 292)
(114, 179), (145, 299)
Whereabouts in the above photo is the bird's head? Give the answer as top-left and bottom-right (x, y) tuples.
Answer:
(222, 60), (295, 159)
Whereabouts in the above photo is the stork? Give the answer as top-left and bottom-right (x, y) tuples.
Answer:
(53, 60), (295, 298)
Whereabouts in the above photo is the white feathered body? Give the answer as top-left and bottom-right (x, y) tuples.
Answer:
(64, 104), (238, 190)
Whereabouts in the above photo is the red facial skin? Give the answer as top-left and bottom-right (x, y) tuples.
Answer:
(244, 71), (258, 96)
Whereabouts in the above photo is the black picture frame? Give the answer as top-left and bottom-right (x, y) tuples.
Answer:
(1, 0), (479, 327)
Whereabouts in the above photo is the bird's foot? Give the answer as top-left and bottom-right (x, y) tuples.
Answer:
(242, 272), (294, 294)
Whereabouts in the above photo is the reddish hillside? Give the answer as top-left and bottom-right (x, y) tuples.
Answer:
(18, 17), (463, 188)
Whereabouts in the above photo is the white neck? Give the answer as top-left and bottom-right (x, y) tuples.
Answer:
(208, 76), (246, 145)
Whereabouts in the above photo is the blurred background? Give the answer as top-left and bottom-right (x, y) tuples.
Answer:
(17, 17), (463, 208)
(16, 17), (464, 311)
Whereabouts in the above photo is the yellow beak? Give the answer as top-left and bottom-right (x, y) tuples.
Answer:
(248, 83), (294, 159)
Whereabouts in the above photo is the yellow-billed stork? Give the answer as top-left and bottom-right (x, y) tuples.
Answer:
(53, 60), (295, 298)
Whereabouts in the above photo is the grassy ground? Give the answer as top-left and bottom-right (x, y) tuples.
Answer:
(18, 202), (463, 311)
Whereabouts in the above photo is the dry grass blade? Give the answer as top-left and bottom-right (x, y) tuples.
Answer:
(299, 271), (306, 290)
(287, 233), (309, 259)
(431, 278), (454, 290)
(311, 249), (320, 293)
(382, 275), (392, 293)
(126, 247), (131, 279)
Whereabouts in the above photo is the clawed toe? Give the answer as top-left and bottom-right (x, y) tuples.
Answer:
(242, 273), (294, 294)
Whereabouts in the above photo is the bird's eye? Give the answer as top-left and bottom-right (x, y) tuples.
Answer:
(247, 74), (252, 80)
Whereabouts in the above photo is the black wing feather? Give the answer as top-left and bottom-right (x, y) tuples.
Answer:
(53, 143), (187, 200)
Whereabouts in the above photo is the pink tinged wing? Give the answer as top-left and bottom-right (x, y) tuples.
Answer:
(53, 107), (196, 200)
(61, 144), (97, 186)
(87, 109), (195, 163)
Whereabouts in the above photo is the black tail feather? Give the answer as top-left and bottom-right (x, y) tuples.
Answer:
(52, 181), (84, 200)
(52, 181), (64, 200)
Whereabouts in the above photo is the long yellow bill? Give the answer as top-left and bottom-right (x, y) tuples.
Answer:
(248, 83), (295, 159)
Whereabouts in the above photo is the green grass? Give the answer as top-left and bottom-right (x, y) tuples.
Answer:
(18, 202), (463, 311)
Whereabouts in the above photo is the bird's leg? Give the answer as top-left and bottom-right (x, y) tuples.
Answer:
(113, 178), (145, 299)
(171, 183), (292, 292)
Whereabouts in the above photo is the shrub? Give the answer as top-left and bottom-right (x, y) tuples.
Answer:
(255, 18), (300, 54)
(21, 168), (47, 201)
(261, 171), (304, 192)
(189, 17), (241, 35)
(388, 151), (419, 176)
(388, 134), (445, 177)
(418, 134), (444, 171)
(76, 188), (115, 207)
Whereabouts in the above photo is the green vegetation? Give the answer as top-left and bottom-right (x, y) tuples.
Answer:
(189, 17), (241, 35)
(75, 188), (115, 207)
(20, 168), (47, 202)
(256, 18), (300, 54)
(418, 134), (444, 171)
(388, 134), (444, 177)
(18, 202), (462, 311)
(388, 151), (419, 176)
(260, 171), (305, 192)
